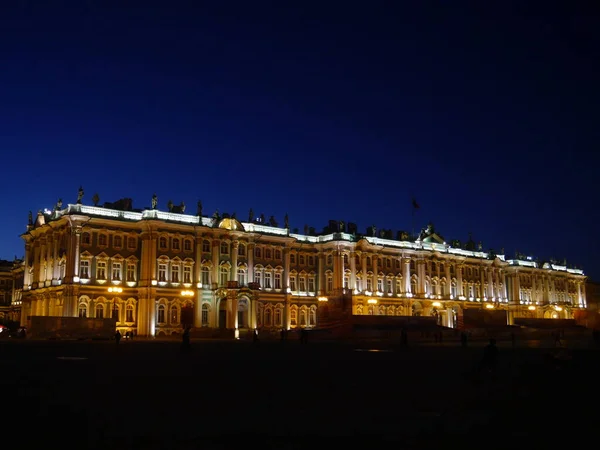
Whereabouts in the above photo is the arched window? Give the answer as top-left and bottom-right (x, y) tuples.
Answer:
(299, 309), (307, 326)
(201, 304), (209, 326)
(170, 305), (178, 324)
(290, 308), (297, 326)
(220, 242), (229, 255)
(126, 304), (134, 322)
(95, 304), (104, 319)
(159, 237), (167, 249)
(309, 307), (316, 326)
(78, 303), (87, 318)
(275, 308), (282, 327)
(157, 305), (166, 323)
(265, 308), (272, 326)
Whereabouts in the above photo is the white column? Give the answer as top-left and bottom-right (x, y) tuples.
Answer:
(350, 252), (356, 290)
(403, 257), (411, 294)
(231, 240), (239, 282)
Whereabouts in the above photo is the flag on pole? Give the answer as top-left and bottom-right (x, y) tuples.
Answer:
(412, 198), (420, 210)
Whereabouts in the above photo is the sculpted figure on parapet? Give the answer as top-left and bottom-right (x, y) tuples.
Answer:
(151, 194), (158, 209)
(77, 186), (84, 204)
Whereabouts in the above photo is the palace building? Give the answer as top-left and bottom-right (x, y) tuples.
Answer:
(19, 196), (587, 337)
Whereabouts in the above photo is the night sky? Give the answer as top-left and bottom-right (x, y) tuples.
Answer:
(1, 2), (598, 279)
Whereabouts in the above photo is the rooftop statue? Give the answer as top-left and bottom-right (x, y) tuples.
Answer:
(197, 200), (202, 216)
(92, 193), (100, 207)
(284, 213), (289, 229)
(248, 208), (254, 222)
(151, 194), (158, 209)
(77, 186), (84, 204)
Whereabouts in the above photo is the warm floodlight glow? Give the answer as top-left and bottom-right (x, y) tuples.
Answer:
(317, 296), (328, 302)
(485, 303), (494, 309)
(432, 301), (442, 307)
(108, 287), (123, 293)
(181, 290), (195, 297)
(367, 299), (377, 304)
(528, 305), (536, 311)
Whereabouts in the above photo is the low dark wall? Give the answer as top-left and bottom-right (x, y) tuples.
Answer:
(350, 315), (437, 330)
(514, 318), (577, 329)
(463, 309), (508, 329)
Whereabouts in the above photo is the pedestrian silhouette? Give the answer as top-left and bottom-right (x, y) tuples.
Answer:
(115, 330), (122, 345)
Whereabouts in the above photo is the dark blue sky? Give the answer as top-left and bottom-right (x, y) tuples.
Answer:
(1, 1), (598, 279)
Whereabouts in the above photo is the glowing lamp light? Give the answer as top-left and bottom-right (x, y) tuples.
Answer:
(181, 290), (194, 297)
(528, 306), (536, 311)
(432, 301), (442, 307)
(367, 299), (378, 304)
(108, 287), (123, 293)
(318, 296), (328, 302)
(485, 303), (494, 309)
(554, 306), (563, 311)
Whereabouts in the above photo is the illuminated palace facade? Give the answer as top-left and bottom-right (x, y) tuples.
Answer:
(20, 202), (587, 336)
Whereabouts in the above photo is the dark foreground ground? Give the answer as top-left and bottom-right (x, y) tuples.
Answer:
(1, 337), (599, 449)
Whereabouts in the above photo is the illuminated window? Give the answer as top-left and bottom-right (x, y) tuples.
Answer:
(219, 267), (229, 286)
(126, 305), (134, 322)
(366, 278), (373, 291)
(158, 264), (167, 282)
(308, 277), (315, 292)
(299, 277), (306, 292)
(386, 279), (392, 293)
(238, 269), (246, 286)
(170, 305), (178, 324)
(95, 304), (104, 319)
(201, 304), (209, 326)
(290, 276), (296, 291)
(377, 279), (383, 292)
(111, 262), (121, 280)
(172, 265), (180, 283)
(290, 309), (297, 326)
(309, 307), (316, 326)
(275, 308), (282, 327)
(80, 260), (90, 278)
(183, 266), (192, 284)
(201, 267), (210, 285)
(264, 272), (272, 289)
(254, 270), (262, 287)
(78, 304), (87, 318)
(127, 264), (136, 282)
(97, 261), (107, 280)
(274, 272), (281, 290)
(157, 305), (166, 323)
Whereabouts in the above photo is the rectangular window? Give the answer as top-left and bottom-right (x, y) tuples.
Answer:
(377, 279), (383, 292)
(158, 264), (167, 281)
(308, 278), (315, 292)
(80, 260), (89, 278)
(290, 276), (296, 291)
(343, 276), (349, 289)
(387, 279), (392, 293)
(265, 249), (272, 259)
(127, 264), (135, 282)
(183, 266), (192, 283)
(264, 272), (272, 289)
(128, 237), (136, 249)
(274, 273), (281, 289)
(201, 306), (209, 326)
(299, 255), (305, 265)
(202, 240), (210, 252)
(97, 261), (106, 280)
(172, 239), (180, 250)
(367, 278), (373, 291)
(238, 270), (246, 286)
(254, 271), (261, 286)
(158, 307), (165, 324)
(290, 254), (296, 264)
(238, 244), (246, 257)
(184, 240), (192, 251)
(126, 307), (133, 322)
(201, 268), (209, 285)
(326, 276), (333, 292)
(220, 269), (229, 286)
(299, 277), (306, 292)
(171, 265), (179, 283)
(112, 262), (121, 280)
